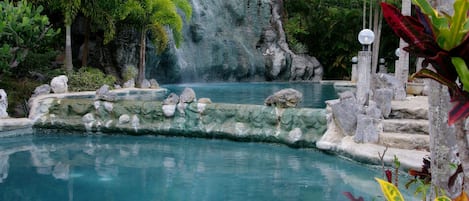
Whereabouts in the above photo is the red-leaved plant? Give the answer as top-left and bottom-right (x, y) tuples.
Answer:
(381, 0), (469, 125)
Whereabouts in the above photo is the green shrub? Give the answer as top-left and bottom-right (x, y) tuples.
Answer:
(14, 51), (63, 80)
(0, 77), (41, 117)
(68, 67), (116, 92)
(122, 65), (138, 82)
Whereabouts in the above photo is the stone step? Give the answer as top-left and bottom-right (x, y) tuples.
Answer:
(382, 119), (429, 135)
(390, 96), (428, 120)
(379, 132), (429, 152)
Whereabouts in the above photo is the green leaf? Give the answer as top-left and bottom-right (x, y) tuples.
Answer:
(434, 196), (451, 201)
(412, 0), (449, 33)
(442, 0), (469, 50)
(375, 178), (405, 201)
(452, 57), (469, 92)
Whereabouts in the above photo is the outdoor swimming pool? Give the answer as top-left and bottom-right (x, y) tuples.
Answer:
(0, 132), (418, 201)
(162, 82), (338, 108)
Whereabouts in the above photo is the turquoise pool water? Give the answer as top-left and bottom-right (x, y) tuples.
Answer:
(162, 82), (338, 108)
(0, 133), (417, 201)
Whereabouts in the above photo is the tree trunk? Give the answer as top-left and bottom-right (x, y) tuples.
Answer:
(65, 24), (73, 72)
(137, 28), (146, 86)
(371, 0), (383, 74)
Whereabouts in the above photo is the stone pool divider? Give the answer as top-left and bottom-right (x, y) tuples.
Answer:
(0, 80), (429, 172)
(27, 87), (328, 148)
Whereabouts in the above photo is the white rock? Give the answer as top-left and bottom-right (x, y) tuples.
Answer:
(197, 103), (207, 113)
(288, 128), (303, 143)
(50, 75), (68, 93)
(82, 113), (95, 123)
(119, 114), (130, 124)
(103, 102), (113, 112)
(162, 105), (177, 117)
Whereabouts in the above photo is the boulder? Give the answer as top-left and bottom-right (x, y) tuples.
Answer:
(330, 97), (362, 136)
(180, 88), (196, 103)
(140, 79), (151, 89)
(373, 88), (393, 118)
(32, 84), (51, 97)
(162, 105), (177, 117)
(50, 75), (68, 93)
(163, 93), (179, 105)
(354, 114), (380, 143)
(264, 88), (303, 108)
(290, 54), (323, 82)
(197, 98), (212, 113)
(373, 73), (406, 100)
(119, 114), (130, 124)
(123, 79), (135, 88)
(95, 85), (116, 102)
(366, 101), (382, 119)
(198, 98), (212, 104)
(149, 79), (159, 89)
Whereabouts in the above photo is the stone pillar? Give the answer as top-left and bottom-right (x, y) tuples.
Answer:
(378, 58), (387, 73)
(351, 60), (358, 83)
(396, 45), (409, 84)
(416, 57), (424, 72)
(0, 89), (8, 118)
(356, 51), (371, 105)
(395, 0), (411, 85)
(429, 80), (462, 198)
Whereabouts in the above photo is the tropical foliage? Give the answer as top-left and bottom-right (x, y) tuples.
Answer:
(284, 0), (399, 79)
(376, 178), (452, 201)
(67, 67), (116, 92)
(0, 0), (60, 74)
(381, 0), (469, 125)
(119, 0), (192, 85)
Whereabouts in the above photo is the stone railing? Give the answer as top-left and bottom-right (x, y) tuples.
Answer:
(29, 88), (327, 148)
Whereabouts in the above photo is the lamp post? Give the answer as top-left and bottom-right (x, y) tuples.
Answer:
(351, 56), (358, 83)
(356, 29), (375, 105)
(379, 58), (387, 73)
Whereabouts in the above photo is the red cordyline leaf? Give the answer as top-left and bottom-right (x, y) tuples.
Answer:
(382, 2), (469, 124)
(449, 100), (469, 125)
(385, 169), (393, 183)
(381, 3), (458, 82)
(381, 3), (437, 54)
(450, 33), (469, 63)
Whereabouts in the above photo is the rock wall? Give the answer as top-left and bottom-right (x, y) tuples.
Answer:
(82, 0), (323, 83)
(30, 89), (327, 147)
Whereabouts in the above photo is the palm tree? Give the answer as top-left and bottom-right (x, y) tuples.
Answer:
(120, 0), (192, 85)
(80, 0), (122, 66)
(32, 0), (80, 72)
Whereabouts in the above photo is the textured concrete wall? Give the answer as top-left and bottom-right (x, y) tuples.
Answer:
(31, 90), (327, 148)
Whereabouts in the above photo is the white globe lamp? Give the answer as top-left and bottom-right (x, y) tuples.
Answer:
(358, 29), (375, 51)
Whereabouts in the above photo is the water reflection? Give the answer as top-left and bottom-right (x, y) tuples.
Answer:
(0, 134), (418, 201)
(0, 155), (8, 183)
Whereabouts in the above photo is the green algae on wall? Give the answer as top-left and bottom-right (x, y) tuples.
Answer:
(34, 97), (327, 148)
